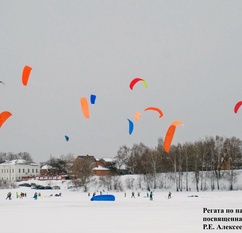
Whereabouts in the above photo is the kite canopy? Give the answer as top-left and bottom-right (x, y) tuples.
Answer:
(144, 107), (163, 118)
(0, 111), (12, 128)
(80, 97), (90, 118)
(129, 77), (148, 90)
(234, 101), (242, 113)
(91, 194), (115, 201)
(90, 94), (96, 104)
(134, 112), (141, 121)
(164, 121), (183, 153)
(127, 119), (134, 135)
(172, 120), (183, 126)
(22, 65), (32, 86)
(64, 135), (69, 141)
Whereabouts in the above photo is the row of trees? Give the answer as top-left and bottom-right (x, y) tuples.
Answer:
(115, 136), (242, 191)
(0, 152), (33, 163)
(1, 135), (242, 191)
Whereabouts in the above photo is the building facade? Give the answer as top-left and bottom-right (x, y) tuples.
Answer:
(0, 159), (40, 182)
(75, 155), (111, 176)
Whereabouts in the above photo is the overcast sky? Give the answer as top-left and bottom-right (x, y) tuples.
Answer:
(1, 0), (242, 163)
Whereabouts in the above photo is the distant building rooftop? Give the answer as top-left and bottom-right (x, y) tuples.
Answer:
(41, 165), (53, 170)
(93, 165), (110, 171)
(0, 159), (38, 166)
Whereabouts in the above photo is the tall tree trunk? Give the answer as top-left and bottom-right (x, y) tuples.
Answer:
(229, 166), (234, 191)
(195, 170), (199, 192)
(174, 161), (178, 192)
(186, 153), (188, 191)
(200, 152), (204, 191)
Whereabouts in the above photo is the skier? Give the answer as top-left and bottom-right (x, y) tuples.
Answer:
(33, 192), (38, 200)
(150, 191), (153, 201)
(6, 192), (12, 200)
(168, 191), (172, 199)
(131, 192), (135, 198)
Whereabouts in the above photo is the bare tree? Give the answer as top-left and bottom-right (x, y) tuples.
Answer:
(141, 149), (163, 189)
(167, 146), (179, 191)
(0, 152), (33, 162)
(98, 175), (113, 191)
(115, 145), (130, 174)
(190, 142), (202, 192)
(183, 142), (193, 191)
(176, 144), (185, 191)
(0, 152), (7, 163)
(17, 152), (33, 162)
(71, 157), (93, 191)
(213, 136), (224, 190)
(127, 143), (148, 174)
(223, 137), (242, 190)
(46, 155), (71, 175)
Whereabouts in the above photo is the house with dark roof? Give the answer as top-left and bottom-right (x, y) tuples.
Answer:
(75, 155), (111, 176)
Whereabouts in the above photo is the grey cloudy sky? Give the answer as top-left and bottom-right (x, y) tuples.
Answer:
(1, 0), (242, 163)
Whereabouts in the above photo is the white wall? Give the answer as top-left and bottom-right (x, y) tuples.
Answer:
(0, 163), (40, 182)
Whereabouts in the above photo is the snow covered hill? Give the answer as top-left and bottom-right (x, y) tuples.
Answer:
(14, 169), (242, 193)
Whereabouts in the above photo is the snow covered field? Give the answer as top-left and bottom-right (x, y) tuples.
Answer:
(1, 184), (241, 233)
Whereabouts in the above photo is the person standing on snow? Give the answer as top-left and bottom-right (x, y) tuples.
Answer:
(150, 191), (153, 201)
(33, 192), (38, 200)
(6, 192), (12, 200)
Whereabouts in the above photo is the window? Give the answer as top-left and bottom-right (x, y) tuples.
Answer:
(32, 169), (34, 173)
(36, 169), (38, 173)
(28, 169), (30, 173)
(19, 169), (21, 173)
(23, 169), (25, 173)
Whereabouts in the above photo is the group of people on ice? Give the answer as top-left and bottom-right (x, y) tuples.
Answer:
(127, 190), (154, 200)
(6, 190), (172, 201)
(5, 191), (61, 200)
(124, 190), (172, 201)
(16, 192), (27, 198)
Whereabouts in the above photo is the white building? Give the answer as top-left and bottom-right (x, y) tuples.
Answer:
(0, 159), (40, 182)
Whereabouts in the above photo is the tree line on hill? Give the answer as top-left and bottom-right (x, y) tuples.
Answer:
(115, 135), (242, 191)
(1, 135), (242, 191)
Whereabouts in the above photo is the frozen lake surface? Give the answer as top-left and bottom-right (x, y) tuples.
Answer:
(1, 187), (241, 233)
